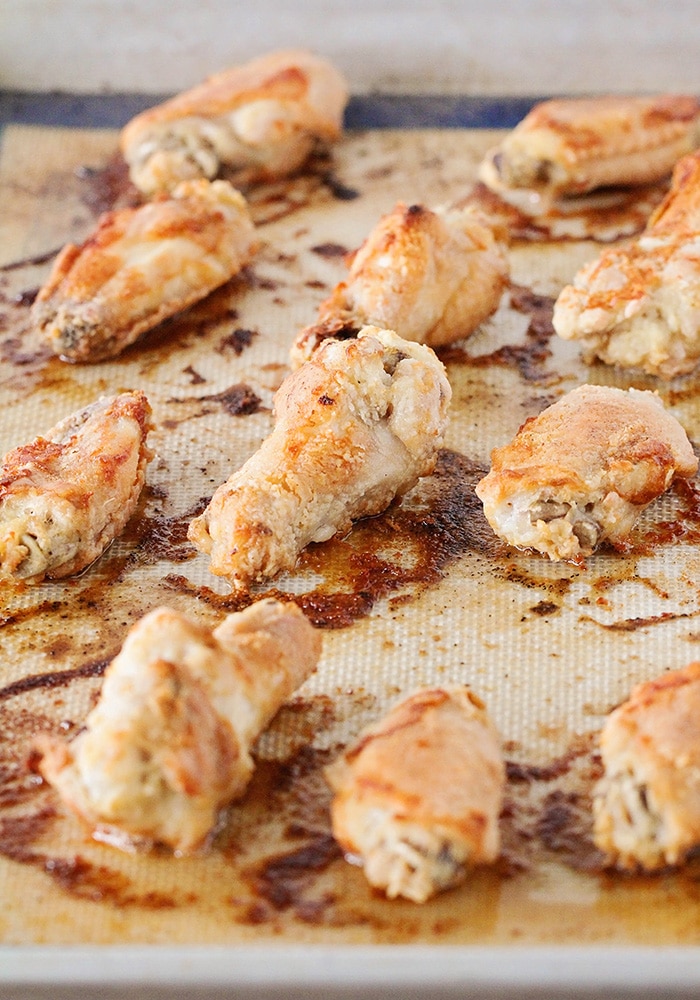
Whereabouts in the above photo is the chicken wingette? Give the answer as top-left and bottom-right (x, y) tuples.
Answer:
(475, 384), (697, 562)
(326, 686), (505, 903)
(479, 94), (700, 201)
(120, 49), (348, 196)
(0, 391), (152, 583)
(37, 599), (321, 852)
(594, 662), (700, 871)
(33, 179), (257, 362)
(553, 150), (700, 378)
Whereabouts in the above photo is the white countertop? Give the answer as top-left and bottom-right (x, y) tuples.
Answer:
(1, 0), (698, 96)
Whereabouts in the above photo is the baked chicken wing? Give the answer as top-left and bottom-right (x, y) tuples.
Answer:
(189, 326), (451, 587)
(479, 94), (700, 202)
(325, 686), (505, 903)
(475, 384), (697, 562)
(0, 391), (153, 584)
(32, 179), (257, 362)
(553, 150), (700, 378)
(120, 49), (348, 196)
(290, 202), (508, 366)
(37, 599), (321, 853)
(593, 662), (700, 871)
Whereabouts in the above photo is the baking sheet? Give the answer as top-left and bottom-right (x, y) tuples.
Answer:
(2, 117), (700, 993)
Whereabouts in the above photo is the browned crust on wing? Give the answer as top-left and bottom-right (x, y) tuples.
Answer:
(482, 94), (700, 198)
(562, 239), (678, 320)
(552, 148), (700, 378)
(326, 686), (504, 858)
(594, 662), (700, 869)
(32, 180), (257, 362)
(481, 385), (697, 507)
(517, 94), (700, 160)
(0, 391), (153, 581)
(0, 390), (152, 488)
(647, 148), (700, 233)
(621, 660), (700, 709)
(324, 202), (507, 342)
(291, 202), (508, 367)
(120, 49), (347, 151)
(189, 327), (451, 586)
(36, 600), (321, 853)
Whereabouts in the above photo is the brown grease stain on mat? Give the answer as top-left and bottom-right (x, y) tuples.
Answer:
(2, 125), (700, 946)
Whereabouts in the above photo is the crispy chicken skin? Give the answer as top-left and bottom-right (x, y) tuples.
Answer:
(325, 686), (505, 903)
(0, 391), (153, 584)
(290, 202), (508, 367)
(479, 94), (700, 201)
(120, 49), (348, 196)
(593, 662), (700, 871)
(37, 599), (321, 853)
(647, 147), (700, 234)
(32, 179), (257, 363)
(189, 326), (451, 587)
(553, 150), (700, 378)
(475, 384), (697, 563)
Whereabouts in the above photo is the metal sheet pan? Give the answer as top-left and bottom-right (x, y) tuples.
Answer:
(2, 99), (700, 996)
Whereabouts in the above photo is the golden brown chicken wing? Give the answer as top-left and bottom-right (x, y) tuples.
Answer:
(32, 179), (257, 362)
(0, 391), (153, 584)
(553, 150), (700, 377)
(325, 686), (505, 903)
(479, 94), (700, 202)
(120, 49), (348, 196)
(37, 599), (321, 853)
(290, 202), (508, 366)
(593, 662), (700, 871)
(188, 326), (451, 588)
(475, 384), (697, 562)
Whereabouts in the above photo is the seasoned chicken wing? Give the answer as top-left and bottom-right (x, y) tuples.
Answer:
(475, 384), (697, 562)
(0, 391), (153, 584)
(32, 179), (257, 362)
(479, 94), (700, 202)
(325, 686), (505, 903)
(593, 662), (700, 871)
(189, 326), (451, 587)
(120, 49), (348, 196)
(646, 147), (700, 233)
(553, 150), (700, 378)
(37, 599), (321, 853)
(290, 202), (508, 366)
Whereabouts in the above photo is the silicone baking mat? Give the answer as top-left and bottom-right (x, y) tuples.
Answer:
(2, 117), (700, 968)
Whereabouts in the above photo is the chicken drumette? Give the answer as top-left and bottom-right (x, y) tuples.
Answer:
(189, 326), (451, 587)
(290, 201), (508, 367)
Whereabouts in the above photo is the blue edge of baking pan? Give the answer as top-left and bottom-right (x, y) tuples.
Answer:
(0, 91), (539, 130)
(1, 89), (699, 1000)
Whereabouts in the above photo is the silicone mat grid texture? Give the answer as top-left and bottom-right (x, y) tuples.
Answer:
(2, 123), (700, 946)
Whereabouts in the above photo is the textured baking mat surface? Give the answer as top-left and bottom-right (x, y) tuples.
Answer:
(2, 123), (700, 947)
